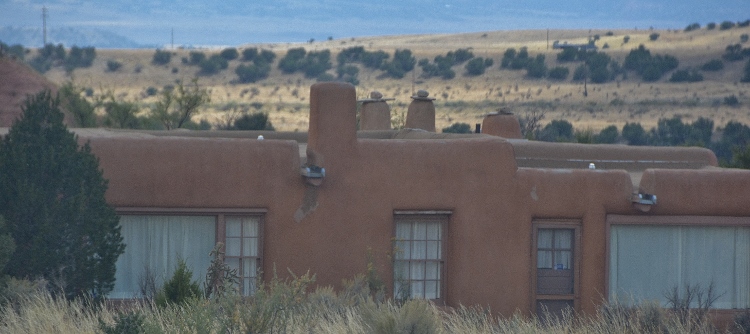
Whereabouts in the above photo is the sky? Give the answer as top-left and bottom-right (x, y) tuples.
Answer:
(1, 0), (749, 47)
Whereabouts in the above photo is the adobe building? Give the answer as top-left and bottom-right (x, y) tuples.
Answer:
(5, 82), (750, 321)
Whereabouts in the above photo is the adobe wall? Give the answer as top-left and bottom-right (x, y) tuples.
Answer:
(60, 82), (750, 319)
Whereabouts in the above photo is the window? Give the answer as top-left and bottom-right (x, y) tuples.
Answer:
(393, 213), (448, 301)
(609, 222), (750, 309)
(532, 220), (580, 320)
(111, 209), (264, 299)
(225, 216), (261, 296)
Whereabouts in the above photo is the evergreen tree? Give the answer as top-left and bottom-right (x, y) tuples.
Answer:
(0, 91), (124, 299)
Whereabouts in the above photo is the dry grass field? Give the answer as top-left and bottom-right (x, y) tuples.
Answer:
(41, 26), (750, 132)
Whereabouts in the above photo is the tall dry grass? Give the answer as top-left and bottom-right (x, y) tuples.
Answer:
(2, 274), (744, 334)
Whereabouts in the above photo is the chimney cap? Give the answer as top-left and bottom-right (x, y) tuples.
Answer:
(411, 89), (436, 101)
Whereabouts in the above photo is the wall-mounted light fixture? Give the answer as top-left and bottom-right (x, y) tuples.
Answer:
(631, 193), (657, 212)
(300, 164), (325, 186)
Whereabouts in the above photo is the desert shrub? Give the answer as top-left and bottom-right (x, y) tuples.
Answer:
(572, 64), (587, 81)
(500, 48), (517, 68)
(685, 22), (701, 32)
(303, 50), (333, 78)
(622, 122), (648, 145)
(278, 47), (306, 73)
(740, 20), (750, 27)
(188, 51), (206, 65)
(725, 95), (740, 106)
(723, 44), (747, 61)
(236, 63), (271, 83)
(145, 86), (158, 96)
(464, 57), (492, 76)
(152, 49), (171, 65)
(27, 43), (65, 73)
(199, 54), (229, 75)
(669, 69), (703, 82)
(548, 66), (569, 80)
(232, 112), (275, 131)
(720, 20), (736, 30)
(624, 45), (678, 81)
(155, 259), (202, 308)
(361, 50), (389, 69)
(380, 49), (415, 79)
(701, 59), (724, 71)
(442, 122), (472, 133)
(742, 34), (749, 43)
(623, 35), (630, 43)
(64, 45), (96, 72)
(99, 312), (145, 334)
(596, 125), (619, 144)
(707, 22), (716, 30)
(525, 54), (547, 78)
(0, 42), (25, 60)
(649, 33), (660, 41)
(361, 299), (441, 334)
(602, 43), (610, 49)
(106, 60), (122, 72)
(220, 47), (238, 60)
(59, 82), (97, 127)
(242, 48), (259, 61)
(336, 64), (359, 85)
(539, 119), (574, 142)
(743, 58), (750, 82)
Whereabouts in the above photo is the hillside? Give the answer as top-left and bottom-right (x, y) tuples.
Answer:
(25, 26), (750, 132)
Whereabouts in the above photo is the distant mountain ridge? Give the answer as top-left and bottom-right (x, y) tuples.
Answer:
(0, 26), (148, 49)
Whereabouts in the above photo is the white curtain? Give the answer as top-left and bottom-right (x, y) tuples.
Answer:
(609, 225), (750, 308)
(225, 216), (260, 296)
(111, 215), (216, 299)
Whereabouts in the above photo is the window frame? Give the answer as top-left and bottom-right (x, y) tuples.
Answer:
(115, 207), (266, 298)
(531, 219), (581, 315)
(392, 210), (450, 304)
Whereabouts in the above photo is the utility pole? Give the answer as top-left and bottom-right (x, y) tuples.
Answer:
(42, 6), (48, 45)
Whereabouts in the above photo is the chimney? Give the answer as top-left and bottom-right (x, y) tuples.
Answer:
(307, 82), (357, 165)
(405, 90), (436, 132)
(358, 91), (393, 130)
(481, 109), (522, 139)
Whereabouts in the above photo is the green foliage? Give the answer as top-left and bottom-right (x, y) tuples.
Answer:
(204, 243), (239, 299)
(596, 125), (619, 144)
(623, 35), (630, 44)
(303, 50), (333, 78)
(27, 43), (65, 73)
(242, 48), (276, 64)
(100, 93), (141, 129)
(740, 20), (750, 28)
(669, 69), (703, 82)
(64, 45), (96, 72)
(743, 58), (750, 83)
(0, 91), (124, 300)
(725, 95), (740, 106)
(624, 45), (679, 81)
(0, 216), (16, 276)
(742, 34), (749, 43)
(150, 78), (210, 130)
(442, 122), (472, 133)
(152, 49), (172, 65)
(188, 51), (206, 65)
(622, 122), (648, 145)
(723, 44), (747, 61)
(199, 54), (229, 75)
(500, 48), (517, 68)
(548, 66), (569, 80)
(0, 42), (26, 60)
(464, 57), (492, 76)
(701, 59), (724, 71)
(720, 20), (736, 30)
(278, 47), (306, 73)
(649, 33), (660, 41)
(220, 47), (238, 60)
(155, 259), (202, 308)
(539, 119), (574, 142)
(707, 22), (716, 30)
(684, 22), (701, 32)
(105, 60), (121, 72)
(525, 54), (547, 78)
(572, 64), (587, 81)
(380, 49), (415, 79)
(99, 312), (145, 334)
(232, 112), (275, 131)
(58, 82), (97, 127)
(235, 63), (271, 83)
(336, 64), (360, 85)
(712, 121), (750, 164)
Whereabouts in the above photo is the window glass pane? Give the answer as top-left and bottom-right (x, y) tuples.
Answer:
(226, 237), (241, 256)
(396, 224), (411, 240)
(245, 237), (258, 257)
(226, 219), (242, 237)
(554, 250), (571, 269)
(411, 261), (425, 280)
(243, 258), (254, 277)
(538, 250), (553, 269)
(412, 241), (426, 260)
(243, 278), (251, 297)
(425, 262), (440, 280)
(425, 281), (438, 299)
(411, 281), (424, 298)
(538, 229), (553, 248)
(426, 223), (440, 240)
(555, 230), (573, 249)
(415, 222), (427, 240)
(426, 241), (439, 259)
(244, 218), (259, 237)
(395, 240), (409, 259)
(226, 257), (240, 269)
(394, 261), (409, 280)
(113, 215), (215, 299)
